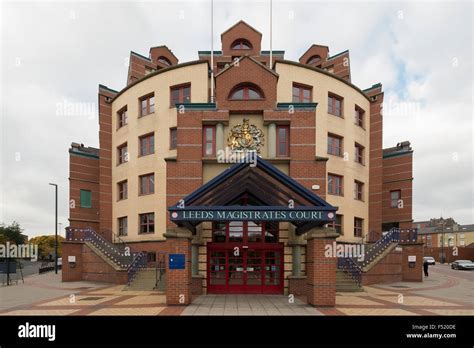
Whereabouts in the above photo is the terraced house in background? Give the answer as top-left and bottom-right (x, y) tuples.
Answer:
(64, 21), (419, 306)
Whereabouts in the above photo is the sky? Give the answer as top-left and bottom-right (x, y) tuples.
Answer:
(0, 0), (472, 238)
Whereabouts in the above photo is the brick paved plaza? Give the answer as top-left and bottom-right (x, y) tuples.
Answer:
(0, 265), (471, 316)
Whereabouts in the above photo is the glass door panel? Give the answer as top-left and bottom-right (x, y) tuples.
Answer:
(245, 250), (263, 285)
(228, 251), (244, 285)
(265, 251), (281, 285)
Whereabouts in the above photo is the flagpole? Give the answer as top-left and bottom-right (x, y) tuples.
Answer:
(269, 0), (273, 69)
(210, 0), (214, 102)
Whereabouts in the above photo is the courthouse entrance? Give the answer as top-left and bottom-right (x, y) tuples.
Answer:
(168, 157), (338, 296)
(208, 221), (283, 294)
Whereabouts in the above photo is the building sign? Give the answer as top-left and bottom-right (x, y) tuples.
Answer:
(169, 254), (185, 270)
(170, 209), (335, 222)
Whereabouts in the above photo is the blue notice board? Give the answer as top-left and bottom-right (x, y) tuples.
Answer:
(169, 254), (185, 270)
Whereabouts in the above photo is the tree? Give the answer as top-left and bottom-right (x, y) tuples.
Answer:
(0, 221), (27, 245)
(28, 235), (65, 260)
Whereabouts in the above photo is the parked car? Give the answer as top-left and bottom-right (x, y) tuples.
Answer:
(423, 256), (436, 265)
(451, 260), (474, 270)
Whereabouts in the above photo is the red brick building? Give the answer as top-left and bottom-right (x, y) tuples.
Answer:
(64, 21), (417, 305)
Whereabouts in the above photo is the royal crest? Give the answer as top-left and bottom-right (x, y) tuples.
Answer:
(227, 118), (264, 153)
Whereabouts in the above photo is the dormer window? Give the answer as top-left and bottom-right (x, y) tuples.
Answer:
(157, 56), (171, 66)
(229, 84), (264, 100)
(307, 55), (321, 66)
(231, 39), (252, 50)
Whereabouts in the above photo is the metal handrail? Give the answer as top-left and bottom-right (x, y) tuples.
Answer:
(337, 228), (418, 287)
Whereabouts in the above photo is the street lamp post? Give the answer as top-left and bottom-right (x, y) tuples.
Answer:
(49, 183), (58, 274)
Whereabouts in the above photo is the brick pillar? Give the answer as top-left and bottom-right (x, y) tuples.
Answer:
(401, 242), (424, 282)
(305, 227), (338, 307)
(165, 227), (193, 305)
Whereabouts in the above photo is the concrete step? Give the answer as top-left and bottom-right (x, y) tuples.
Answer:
(124, 269), (165, 291)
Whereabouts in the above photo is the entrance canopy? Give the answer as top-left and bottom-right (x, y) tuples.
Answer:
(168, 157), (337, 235)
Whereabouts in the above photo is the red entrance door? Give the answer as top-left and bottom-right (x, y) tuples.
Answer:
(207, 221), (284, 294)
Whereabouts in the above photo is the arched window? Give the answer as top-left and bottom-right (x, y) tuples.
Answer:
(229, 84), (264, 100)
(157, 56), (171, 66)
(231, 39), (252, 50)
(307, 55), (321, 66)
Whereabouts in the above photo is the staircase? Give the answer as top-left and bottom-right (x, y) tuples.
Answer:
(66, 227), (164, 291)
(336, 228), (418, 292)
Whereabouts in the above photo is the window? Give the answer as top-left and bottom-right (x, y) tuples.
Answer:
(328, 174), (343, 196)
(390, 190), (401, 208)
(355, 143), (365, 165)
(276, 125), (290, 157)
(328, 93), (343, 117)
(292, 83), (312, 103)
(355, 105), (365, 128)
(229, 85), (264, 100)
(170, 128), (177, 149)
(118, 180), (128, 201)
(139, 173), (155, 195)
(117, 106), (128, 129)
(203, 125), (216, 156)
(170, 84), (191, 106)
(157, 56), (171, 66)
(118, 217), (128, 236)
(327, 134), (343, 156)
(140, 93), (155, 116)
(354, 180), (364, 201)
(139, 133), (154, 156)
(330, 214), (343, 235)
(139, 213), (155, 234)
(117, 143), (128, 165)
(147, 252), (157, 263)
(80, 189), (92, 208)
(307, 55), (321, 66)
(231, 39), (252, 50)
(354, 217), (363, 237)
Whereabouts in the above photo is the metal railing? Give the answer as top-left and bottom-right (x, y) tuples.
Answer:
(66, 227), (146, 285)
(337, 228), (418, 287)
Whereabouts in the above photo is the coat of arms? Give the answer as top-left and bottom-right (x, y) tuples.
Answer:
(227, 118), (264, 153)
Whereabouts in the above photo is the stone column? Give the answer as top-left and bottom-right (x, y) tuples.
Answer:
(164, 227), (193, 305)
(216, 122), (224, 154)
(268, 122), (276, 158)
(305, 227), (338, 307)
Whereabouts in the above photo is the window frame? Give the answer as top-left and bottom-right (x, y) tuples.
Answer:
(354, 180), (364, 201)
(354, 142), (365, 165)
(327, 133), (343, 157)
(355, 105), (365, 128)
(276, 125), (290, 157)
(80, 189), (92, 208)
(139, 93), (155, 117)
(139, 213), (155, 234)
(328, 173), (344, 196)
(202, 125), (216, 157)
(139, 132), (155, 157)
(231, 39), (252, 50)
(117, 180), (128, 201)
(170, 83), (191, 107)
(118, 216), (128, 236)
(169, 127), (177, 150)
(292, 83), (312, 103)
(157, 56), (171, 66)
(306, 55), (321, 66)
(117, 142), (128, 165)
(354, 217), (363, 237)
(330, 214), (343, 235)
(229, 84), (264, 101)
(139, 173), (155, 196)
(117, 106), (128, 129)
(328, 93), (343, 117)
(390, 190), (401, 208)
